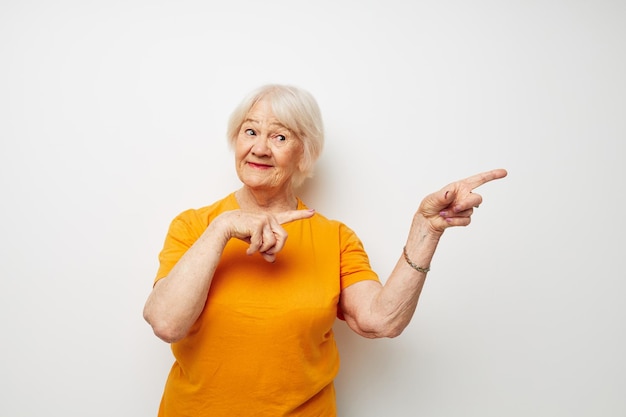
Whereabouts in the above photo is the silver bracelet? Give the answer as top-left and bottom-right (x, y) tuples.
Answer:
(403, 246), (430, 274)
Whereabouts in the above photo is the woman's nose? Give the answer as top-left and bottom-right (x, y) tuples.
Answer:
(251, 135), (271, 155)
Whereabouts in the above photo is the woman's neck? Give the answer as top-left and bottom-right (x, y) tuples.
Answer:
(235, 186), (298, 212)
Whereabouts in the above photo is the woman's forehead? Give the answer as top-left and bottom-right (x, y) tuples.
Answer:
(245, 99), (293, 131)
(243, 116), (289, 131)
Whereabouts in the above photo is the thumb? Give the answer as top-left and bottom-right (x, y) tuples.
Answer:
(442, 188), (457, 204)
(421, 187), (456, 216)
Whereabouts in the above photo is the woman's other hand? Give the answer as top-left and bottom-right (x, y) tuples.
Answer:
(418, 168), (508, 235)
(341, 168), (507, 339)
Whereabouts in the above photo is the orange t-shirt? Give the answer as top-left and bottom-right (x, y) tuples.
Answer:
(154, 193), (379, 416)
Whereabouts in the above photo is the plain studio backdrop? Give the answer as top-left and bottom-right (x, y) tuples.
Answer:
(1, 1), (624, 416)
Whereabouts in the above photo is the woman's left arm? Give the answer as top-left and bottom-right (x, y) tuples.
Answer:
(340, 169), (507, 338)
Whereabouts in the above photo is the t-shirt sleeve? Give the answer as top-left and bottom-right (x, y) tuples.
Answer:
(154, 210), (204, 284)
(339, 223), (379, 290)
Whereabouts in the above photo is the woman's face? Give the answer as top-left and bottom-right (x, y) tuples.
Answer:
(235, 99), (303, 193)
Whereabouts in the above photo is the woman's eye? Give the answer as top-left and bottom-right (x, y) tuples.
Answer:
(245, 128), (255, 136)
(276, 134), (287, 142)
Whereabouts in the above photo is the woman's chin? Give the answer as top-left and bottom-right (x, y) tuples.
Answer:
(241, 175), (288, 191)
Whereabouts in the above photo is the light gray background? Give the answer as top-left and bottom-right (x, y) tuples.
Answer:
(1, 1), (624, 416)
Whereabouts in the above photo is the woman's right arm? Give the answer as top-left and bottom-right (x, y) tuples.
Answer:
(143, 209), (315, 343)
(143, 216), (231, 343)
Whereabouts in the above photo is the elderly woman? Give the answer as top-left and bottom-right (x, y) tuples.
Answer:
(143, 84), (507, 416)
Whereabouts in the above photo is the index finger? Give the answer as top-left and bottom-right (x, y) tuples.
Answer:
(464, 168), (508, 190)
(275, 209), (316, 225)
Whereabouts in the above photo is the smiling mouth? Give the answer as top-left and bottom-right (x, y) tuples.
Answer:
(247, 162), (272, 169)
